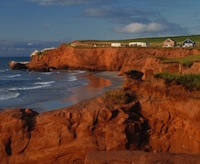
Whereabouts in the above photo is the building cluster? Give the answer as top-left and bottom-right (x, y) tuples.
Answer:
(70, 38), (196, 48)
(70, 40), (149, 48)
(162, 38), (195, 48)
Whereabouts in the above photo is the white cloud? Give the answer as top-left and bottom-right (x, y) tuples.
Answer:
(116, 22), (167, 33)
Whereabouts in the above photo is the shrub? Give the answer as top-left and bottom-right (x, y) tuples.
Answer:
(103, 89), (135, 107)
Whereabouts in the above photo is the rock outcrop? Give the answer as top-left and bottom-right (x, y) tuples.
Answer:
(4, 45), (200, 162)
(28, 45), (200, 73)
(124, 72), (200, 154)
(8, 61), (29, 70)
(0, 91), (148, 163)
(1, 73), (200, 163)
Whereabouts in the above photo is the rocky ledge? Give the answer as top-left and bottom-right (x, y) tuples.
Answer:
(8, 61), (29, 70)
(1, 72), (200, 163)
(5, 45), (200, 163)
(9, 46), (200, 73)
(27, 45), (200, 74)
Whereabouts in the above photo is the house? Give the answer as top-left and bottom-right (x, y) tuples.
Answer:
(129, 42), (149, 47)
(182, 38), (195, 47)
(162, 38), (176, 47)
(111, 43), (121, 47)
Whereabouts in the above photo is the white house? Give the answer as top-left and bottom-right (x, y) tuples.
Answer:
(182, 38), (195, 47)
(111, 43), (121, 47)
(129, 42), (149, 47)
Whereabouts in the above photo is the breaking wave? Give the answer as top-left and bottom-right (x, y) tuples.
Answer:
(6, 74), (21, 78)
(9, 84), (52, 91)
(34, 81), (55, 85)
(0, 92), (20, 101)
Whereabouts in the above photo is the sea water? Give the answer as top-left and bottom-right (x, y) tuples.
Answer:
(0, 57), (89, 112)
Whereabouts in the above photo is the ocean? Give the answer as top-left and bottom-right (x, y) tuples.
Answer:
(0, 57), (94, 112)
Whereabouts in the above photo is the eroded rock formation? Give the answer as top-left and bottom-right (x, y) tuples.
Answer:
(8, 61), (29, 70)
(124, 72), (200, 154)
(1, 73), (200, 163)
(0, 90), (148, 163)
(4, 45), (200, 163)
(28, 45), (200, 73)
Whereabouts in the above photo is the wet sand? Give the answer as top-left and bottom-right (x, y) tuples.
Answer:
(31, 71), (124, 112)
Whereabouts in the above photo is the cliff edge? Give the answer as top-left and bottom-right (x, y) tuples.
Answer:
(1, 73), (200, 163)
(3, 46), (200, 163)
(27, 45), (200, 74)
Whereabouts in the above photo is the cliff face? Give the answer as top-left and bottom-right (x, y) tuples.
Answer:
(3, 46), (200, 163)
(0, 91), (148, 163)
(1, 75), (200, 163)
(124, 76), (200, 154)
(28, 45), (200, 73)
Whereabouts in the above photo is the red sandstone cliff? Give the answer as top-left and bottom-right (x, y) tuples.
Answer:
(28, 45), (200, 74)
(1, 74), (200, 163)
(3, 46), (200, 163)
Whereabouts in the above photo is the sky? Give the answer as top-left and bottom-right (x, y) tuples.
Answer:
(0, 0), (200, 56)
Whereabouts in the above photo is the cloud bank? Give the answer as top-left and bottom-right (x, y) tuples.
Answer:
(27, 0), (189, 38)
(116, 22), (167, 33)
(85, 6), (189, 36)
(85, 7), (154, 24)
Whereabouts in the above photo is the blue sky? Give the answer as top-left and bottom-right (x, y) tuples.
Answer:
(0, 0), (200, 56)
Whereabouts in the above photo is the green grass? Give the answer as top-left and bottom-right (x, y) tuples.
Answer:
(155, 72), (200, 90)
(159, 54), (200, 67)
(80, 34), (200, 47)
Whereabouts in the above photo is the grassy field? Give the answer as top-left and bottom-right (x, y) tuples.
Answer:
(158, 54), (200, 67)
(81, 34), (200, 47)
(155, 72), (200, 90)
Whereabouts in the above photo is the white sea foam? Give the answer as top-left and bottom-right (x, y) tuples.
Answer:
(70, 70), (86, 75)
(9, 84), (51, 91)
(77, 70), (86, 74)
(67, 76), (77, 81)
(7, 74), (21, 78)
(34, 81), (55, 85)
(0, 92), (20, 101)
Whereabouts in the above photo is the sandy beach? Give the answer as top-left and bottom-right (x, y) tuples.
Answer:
(29, 71), (124, 112)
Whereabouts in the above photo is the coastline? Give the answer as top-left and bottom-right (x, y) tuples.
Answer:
(2, 47), (200, 162)
(28, 71), (124, 112)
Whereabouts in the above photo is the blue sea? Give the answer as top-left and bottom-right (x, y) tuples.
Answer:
(0, 57), (96, 112)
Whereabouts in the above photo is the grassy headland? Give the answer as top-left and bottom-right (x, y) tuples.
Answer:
(80, 34), (200, 47)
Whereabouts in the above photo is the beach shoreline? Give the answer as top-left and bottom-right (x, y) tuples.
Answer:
(28, 71), (124, 112)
